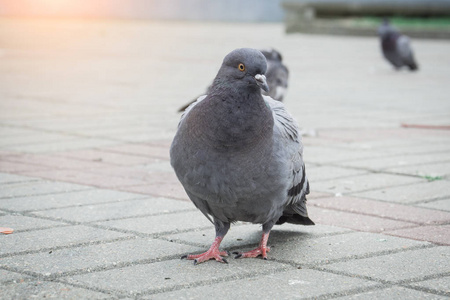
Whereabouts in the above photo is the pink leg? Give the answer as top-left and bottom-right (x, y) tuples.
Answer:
(182, 236), (229, 265)
(235, 231), (271, 260)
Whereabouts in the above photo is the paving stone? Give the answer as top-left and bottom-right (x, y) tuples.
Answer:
(0, 181), (91, 199)
(62, 258), (292, 296)
(418, 199), (450, 212)
(311, 196), (450, 225)
(95, 210), (212, 235)
(335, 286), (448, 299)
(165, 223), (351, 251)
(304, 145), (387, 164)
(0, 238), (202, 276)
(149, 269), (379, 300)
(387, 161), (450, 178)
(0, 160), (52, 173)
(306, 166), (368, 182)
(0, 215), (67, 232)
(2, 153), (107, 170)
(0, 188), (146, 212)
(0, 281), (110, 299)
(4, 138), (120, 153)
(408, 276), (450, 295)
(354, 180), (450, 204)
(31, 197), (194, 223)
(336, 152), (450, 171)
(22, 169), (148, 189)
(312, 173), (423, 195)
(273, 231), (427, 266)
(55, 149), (160, 166)
(323, 246), (450, 282)
(0, 269), (32, 284)
(120, 182), (189, 200)
(309, 206), (416, 233)
(385, 225), (450, 246)
(0, 172), (39, 184)
(101, 143), (170, 160)
(0, 225), (130, 256)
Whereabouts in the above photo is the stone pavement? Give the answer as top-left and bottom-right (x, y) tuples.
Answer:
(0, 18), (449, 299)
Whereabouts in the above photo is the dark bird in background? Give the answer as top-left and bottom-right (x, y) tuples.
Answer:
(170, 48), (313, 265)
(177, 48), (289, 112)
(378, 19), (418, 71)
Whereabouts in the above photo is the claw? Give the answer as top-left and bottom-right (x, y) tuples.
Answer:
(181, 255), (188, 260)
(222, 258), (228, 264)
(235, 253), (242, 259)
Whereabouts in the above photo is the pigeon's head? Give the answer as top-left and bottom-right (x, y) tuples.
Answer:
(218, 48), (269, 92)
(260, 48), (283, 63)
(378, 18), (394, 37)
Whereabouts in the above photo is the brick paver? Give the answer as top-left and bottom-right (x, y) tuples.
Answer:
(1, 18), (449, 299)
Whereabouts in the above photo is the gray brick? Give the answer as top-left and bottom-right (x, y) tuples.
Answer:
(0, 173), (39, 184)
(0, 238), (202, 276)
(0, 215), (66, 232)
(149, 269), (379, 300)
(0, 281), (111, 299)
(313, 173), (423, 195)
(418, 199), (450, 212)
(165, 223), (351, 250)
(4, 137), (120, 153)
(0, 189), (146, 212)
(323, 246), (450, 282)
(337, 152), (450, 171)
(0, 225), (130, 256)
(335, 286), (448, 299)
(95, 210), (212, 235)
(408, 276), (450, 295)
(354, 180), (450, 204)
(31, 197), (194, 223)
(62, 258), (292, 296)
(273, 231), (427, 266)
(0, 181), (91, 199)
(306, 165), (368, 182)
(387, 161), (450, 178)
(0, 269), (32, 284)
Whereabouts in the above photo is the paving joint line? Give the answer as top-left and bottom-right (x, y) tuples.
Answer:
(0, 235), (137, 259)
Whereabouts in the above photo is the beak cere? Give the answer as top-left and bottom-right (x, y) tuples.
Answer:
(255, 74), (269, 92)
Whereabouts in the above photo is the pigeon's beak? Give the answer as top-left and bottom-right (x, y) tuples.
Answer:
(255, 74), (269, 92)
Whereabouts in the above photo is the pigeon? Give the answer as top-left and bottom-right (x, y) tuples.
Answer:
(378, 19), (418, 71)
(177, 48), (289, 112)
(170, 48), (314, 265)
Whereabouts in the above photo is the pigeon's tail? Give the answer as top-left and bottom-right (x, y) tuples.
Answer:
(408, 62), (418, 71)
(276, 214), (315, 226)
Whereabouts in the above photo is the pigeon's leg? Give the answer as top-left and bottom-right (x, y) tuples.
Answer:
(181, 221), (230, 265)
(235, 222), (273, 260)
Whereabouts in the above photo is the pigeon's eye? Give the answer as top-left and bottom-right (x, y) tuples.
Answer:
(238, 63), (245, 72)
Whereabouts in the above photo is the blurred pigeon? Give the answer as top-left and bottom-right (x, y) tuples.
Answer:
(177, 48), (289, 112)
(170, 48), (314, 265)
(378, 19), (418, 71)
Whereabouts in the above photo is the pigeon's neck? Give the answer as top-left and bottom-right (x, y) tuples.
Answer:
(187, 83), (274, 152)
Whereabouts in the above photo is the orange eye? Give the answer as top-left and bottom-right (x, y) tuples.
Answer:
(238, 63), (245, 72)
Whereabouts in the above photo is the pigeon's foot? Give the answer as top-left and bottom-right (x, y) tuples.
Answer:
(234, 231), (271, 260)
(181, 236), (228, 265)
(234, 246), (271, 259)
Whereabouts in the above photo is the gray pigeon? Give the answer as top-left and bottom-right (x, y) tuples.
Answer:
(177, 48), (289, 112)
(378, 19), (418, 71)
(170, 48), (314, 265)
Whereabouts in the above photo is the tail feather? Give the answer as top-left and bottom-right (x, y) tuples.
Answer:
(276, 214), (315, 226)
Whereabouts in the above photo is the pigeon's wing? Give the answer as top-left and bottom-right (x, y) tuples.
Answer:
(178, 95), (207, 126)
(397, 35), (418, 69)
(264, 96), (310, 217)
